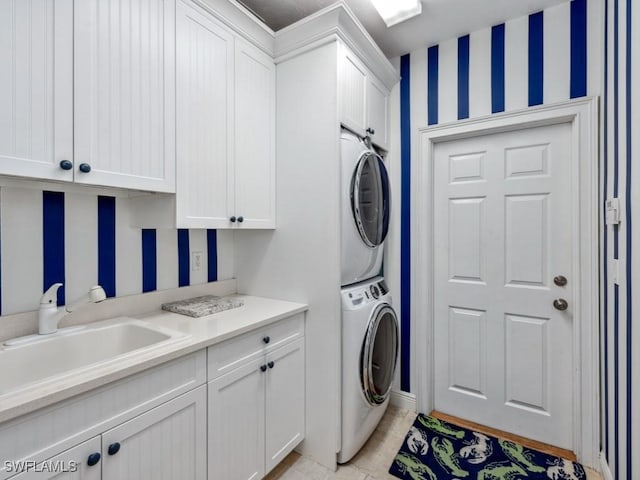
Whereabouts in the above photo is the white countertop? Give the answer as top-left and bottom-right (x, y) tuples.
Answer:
(0, 294), (307, 424)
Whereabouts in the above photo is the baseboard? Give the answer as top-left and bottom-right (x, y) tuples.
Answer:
(599, 452), (613, 480)
(390, 390), (416, 412)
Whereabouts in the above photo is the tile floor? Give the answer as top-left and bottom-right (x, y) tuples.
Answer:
(264, 405), (603, 480)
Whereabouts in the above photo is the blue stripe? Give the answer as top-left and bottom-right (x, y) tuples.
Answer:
(427, 46), (439, 125)
(570, 0), (588, 98)
(43, 191), (65, 306)
(528, 12), (544, 106)
(457, 35), (470, 120)
(603, 0), (610, 459)
(400, 53), (411, 392)
(207, 229), (218, 282)
(141, 229), (157, 293)
(614, 286), (620, 480)
(491, 24), (506, 113)
(177, 229), (190, 287)
(97, 196), (116, 298)
(625, 0), (632, 477)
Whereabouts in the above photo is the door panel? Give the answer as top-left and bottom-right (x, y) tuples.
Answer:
(175, 0), (234, 227)
(8, 437), (101, 480)
(74, 0), (175, 192)
(434, 123), (574, 450)
(102, 386), (207, 480)
(208, 358), (265, 480)
(0, 0), (73, 181)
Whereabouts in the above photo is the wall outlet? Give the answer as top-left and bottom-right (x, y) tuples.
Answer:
(192, 251), (203, 272)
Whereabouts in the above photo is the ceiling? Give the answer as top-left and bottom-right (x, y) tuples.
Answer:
(237, 0), (569, 58)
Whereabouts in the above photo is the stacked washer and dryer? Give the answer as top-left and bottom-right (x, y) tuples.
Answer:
(338, 130), (399, 463)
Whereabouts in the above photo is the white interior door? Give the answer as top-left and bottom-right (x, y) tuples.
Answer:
(433, 122), (574, 450)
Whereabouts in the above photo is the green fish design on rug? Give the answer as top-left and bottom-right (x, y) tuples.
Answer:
(431, 437), (469, 477)
(417, 415), (466, 439)
(498, 439), (546, 473)
(394, 452), (437, 480)
(476, 461), (528, 480)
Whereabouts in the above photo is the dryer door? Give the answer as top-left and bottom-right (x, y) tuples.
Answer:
(361, 304), (399, 406)
(351, 152), (390, 247)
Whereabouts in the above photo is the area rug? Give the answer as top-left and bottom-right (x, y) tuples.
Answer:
(388, 414), (586, 480)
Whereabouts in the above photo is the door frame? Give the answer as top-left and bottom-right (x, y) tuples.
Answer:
(411, 97), (600, 467)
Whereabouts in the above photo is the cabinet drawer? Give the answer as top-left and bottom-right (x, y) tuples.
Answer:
(207, 313), (304, 381)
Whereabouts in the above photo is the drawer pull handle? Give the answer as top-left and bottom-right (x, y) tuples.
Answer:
(107, 442), (121, 456)
(263, 336), (270, 344)
(78, 163), (92, 173)
(260, 365), (267, 372)
(87, 453), (101, 467)
(237, 216), (244, 223)
(268, 361), (275, 369)
(230, 216), (237, 223)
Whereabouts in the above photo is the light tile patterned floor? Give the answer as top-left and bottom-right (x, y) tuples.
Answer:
(264, 405), (603, 480)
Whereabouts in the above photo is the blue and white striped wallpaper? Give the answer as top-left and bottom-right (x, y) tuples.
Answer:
(602, 1), (637, 479)
(0, 187), (234, 316)
(399, 0), (591, 394)
(398, 0), (640, 477)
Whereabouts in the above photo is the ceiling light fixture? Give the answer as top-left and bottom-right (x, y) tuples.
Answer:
(370, 0), (422, 27)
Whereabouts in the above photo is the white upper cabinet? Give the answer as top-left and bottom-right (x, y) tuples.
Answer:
(0, 0), (73, 181)
(74, 0), (176, 192)
(340, 51), (367, 138)
(339, 46), (390, 151)
(366, 76), (390, 150)
(176, 2), (275, 229)
(234, 40), (276, 229)
(176, 0), (234, 228)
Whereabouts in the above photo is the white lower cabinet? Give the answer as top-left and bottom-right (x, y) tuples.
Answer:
(8, 437), (101, 480)
(208, 323), (305, 480)
(8, 387), (206, 480)
(209, 358), (266, 480)
(102, 386), (207, 480)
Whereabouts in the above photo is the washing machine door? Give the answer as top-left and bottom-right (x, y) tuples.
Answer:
(351, 152), (390, 248)
(361, 304), (399, 406)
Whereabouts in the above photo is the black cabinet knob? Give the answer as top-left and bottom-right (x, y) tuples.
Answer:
(268, 361), (274, 369)
(237, 216), (244, 223)
(260, 365), (267, 372)
(230, 216), (237, 223)
(59, 160), (73, 170)
(78, 163), (92, 173)
(87, 453), (101, 467)
(107, 442), (121, 456)
(263, 336), (270, 344)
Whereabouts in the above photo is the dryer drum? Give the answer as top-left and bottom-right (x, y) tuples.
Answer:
(350, 152), (390, 248)
(360, 304), (399, 406)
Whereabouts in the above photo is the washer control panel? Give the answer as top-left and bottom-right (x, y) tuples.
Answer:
(344, 279), (389, 308)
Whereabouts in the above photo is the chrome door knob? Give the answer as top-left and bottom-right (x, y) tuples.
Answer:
(553, 299), (569, 311)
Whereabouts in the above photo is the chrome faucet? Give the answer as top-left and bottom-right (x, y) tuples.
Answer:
(39, 283), (107, 335)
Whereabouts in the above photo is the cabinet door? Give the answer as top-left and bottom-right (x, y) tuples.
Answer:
(0, 0), (73, 181)
(265, 338), (305, 474)
(366, 77), (390, 150)
(175, 0), (235, 228)
(339, 49), (367, 137)
(233, 39), (276, 229)
(74, 0), (176, 192)
(8, 436), (101, 480)
(209, 358), (265, 480)
(102, 386), (207, 480)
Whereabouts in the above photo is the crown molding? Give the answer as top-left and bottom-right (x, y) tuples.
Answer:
(274, 2), (399, 91)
